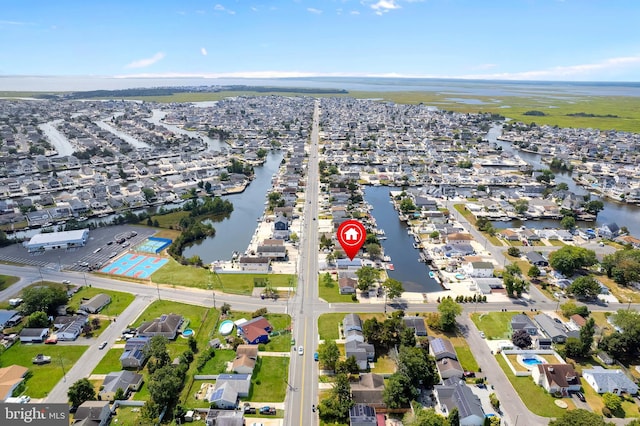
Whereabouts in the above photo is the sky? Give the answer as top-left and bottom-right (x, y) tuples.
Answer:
(1, 0), (640, 82)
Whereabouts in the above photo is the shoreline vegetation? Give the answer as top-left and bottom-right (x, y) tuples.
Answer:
(4, 86), (640, 132)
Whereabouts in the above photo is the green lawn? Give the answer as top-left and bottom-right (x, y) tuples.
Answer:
(68, 286), (135, 317)
(471, 312), (516, 340)
(318, 275), (357, 303)
(183, 380), (214, 409)
(131, 300), (209, 330)
(199, 349), (235, 375)
(495, 354), (576, 417)
(371, 355), (397, 374)
(455, 345), (480, 372)
(1, 343), (88, 398)
(0, 274), (19, 291)
(110, 406), (147, 425)
(131, 380), (150, 401)
(91, 349), (124, 374)
(210, 311), (291, 352)
(248, 356), (289, 402)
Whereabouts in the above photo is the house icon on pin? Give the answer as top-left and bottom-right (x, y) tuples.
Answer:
(344, 227), (359, 242)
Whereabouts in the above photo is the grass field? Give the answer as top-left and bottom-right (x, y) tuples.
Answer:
(199, 349), (235, 375)
(248, 356), (289, 402)
(1, 343), (88, 398)
(68, 286), (135, 317)
(318, 312), (387, 341)
(0, 274), (19, 292)
(318, 273), (357, 303)
(91, 349), (124, 374)
(471, 311), (516, 340)
(495, 354), (576, 417)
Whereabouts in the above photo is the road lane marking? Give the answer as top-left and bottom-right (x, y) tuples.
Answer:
(300, 316), (308, 426)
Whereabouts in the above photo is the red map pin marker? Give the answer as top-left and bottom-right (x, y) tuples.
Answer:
(337, 219), (367, 260)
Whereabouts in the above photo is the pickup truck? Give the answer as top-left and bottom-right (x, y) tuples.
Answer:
(259, 407), (276, 415)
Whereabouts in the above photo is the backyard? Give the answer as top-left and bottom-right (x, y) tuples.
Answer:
(428, 328), (480, 372)
(91, 349), (123, 374)
(318, 312), (386, 341)
(471, 311), (516, 340)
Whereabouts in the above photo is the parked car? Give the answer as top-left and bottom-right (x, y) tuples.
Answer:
(575, 392), (586, 402)
(259, 407), (276, 415)
(314, 352), (319, 362)
(463, 371), (476, 378)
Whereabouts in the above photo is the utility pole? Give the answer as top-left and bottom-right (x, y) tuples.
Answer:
(59, 356), (66, 382)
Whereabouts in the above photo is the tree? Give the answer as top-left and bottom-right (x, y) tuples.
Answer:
(535, 169), (555, 184)
(318, 340), (340, 371)
(561, 215), (576, 230)
(146, 335), (170, 372)
(505, 263), (522, 276)
(148, 365), (184, 409)
(583, 200), (605, 216)
(579, 317), (596, 355)
(429, 231), (440, 240)
(400, 327), (416, 348)
(549, 409), (611, 426)
(489, 392), (500, 410)
(567, 276), (601, 299)
(438, 298), (462, 332)
(397, 346), (439, 389)
(507, 247), (521, 257)
(527, 265), (541, 280)
(549, 246), (597, 276)
(355, 265), (379, 292)
(142, 187), (156, 202)
(602, 392), (622, 412)
(513, 199), (529, 215)
(220, 303), (231, 315)
(403, 408), (448, 426)
(399, 197), (416, 213)
(512, 329), (532, 349)
(68, 378), (96, 408)
(25, 311), (49, 328)
(335, 356), (360, 375)
(20, 286), (68, 316)
(256, 148), (267, 159)
(601, 249), (640, 286)
(114, 387), (126, 401)
(318, 373), (353, 423)
(448, 407), (460, 426)
(560, 301), (589, 318)
(381, 278), (404, 301)
(383, 372), (417, 409)
(564, 337), (584, 359)
(365, 243), (381, 260)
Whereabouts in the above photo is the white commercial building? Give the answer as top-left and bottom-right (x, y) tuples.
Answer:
(24, 229), (90, 252)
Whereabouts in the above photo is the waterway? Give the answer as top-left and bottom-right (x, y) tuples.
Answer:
(487, 126), (640, 235)
(147, 109), (223, 152)
(364, 186), (441, 293)
(182, 151), (284, 263)
(95, 120), (151, 149)
(38, 120), (75, 157)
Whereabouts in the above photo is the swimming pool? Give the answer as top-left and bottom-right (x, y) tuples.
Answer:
(522, 357), (543, 366)
(219, 320), (234, 336)
(455, 273), (465, 280)
(182, 328), (194, 337)
(518, 354), (547, 369)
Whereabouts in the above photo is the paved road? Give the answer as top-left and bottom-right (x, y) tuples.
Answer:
(285, 99), (321, 425)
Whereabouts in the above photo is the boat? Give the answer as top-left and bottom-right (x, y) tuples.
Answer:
(378, 236), (387, 240)
(386, 264), (395, 271)
(429, 271), (435, 279)
(383, 256), (391, 262)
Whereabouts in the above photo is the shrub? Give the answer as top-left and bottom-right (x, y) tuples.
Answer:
(602, 407), (612, 418)
(474, 377), (484, 384)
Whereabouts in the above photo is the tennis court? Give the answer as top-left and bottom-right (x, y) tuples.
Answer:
(100, 253), (168, 279)
(134, 237), (172, 254)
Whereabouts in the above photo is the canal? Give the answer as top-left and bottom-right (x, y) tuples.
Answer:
(488, 126), (640, 235)
(182, 151), (284, 263)
(364, 186), (441, 293)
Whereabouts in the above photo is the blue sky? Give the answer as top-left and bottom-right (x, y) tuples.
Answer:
(1, 0), (640, 81)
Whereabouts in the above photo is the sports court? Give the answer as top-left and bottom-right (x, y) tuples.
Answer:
(134, 237), (172, 254)
(100, 253), (168, 279)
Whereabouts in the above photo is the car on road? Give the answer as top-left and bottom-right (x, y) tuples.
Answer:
(298, 346), (304, 355)
(314, 352), (319, 361)
(479, 331), (486, 338)
(79, 262), (89, 267)
(108, 252), (117, 258)
(553, 318), (562, 324)
(93, 247), (102, 253)
(575, 391), (586, 402)
(476, 383), (487, 389)
(62, 280), (70, 284)
(98, 341), (108, 350)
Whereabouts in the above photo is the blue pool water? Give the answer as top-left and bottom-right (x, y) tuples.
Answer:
(522, 357), (543, 366)
(182, 328), (194, 337)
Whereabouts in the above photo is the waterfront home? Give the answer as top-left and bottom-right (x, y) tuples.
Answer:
(256, 244), (287, 259)
(137, 314), (184, 340)
(337, 258), (363, 270)
(446, 233), (475, 245)
(273, 214), (290, 240)
(598, 222), (621, 239)
(532, 364), (581, 396)
(351, 374), (386, 408)
(99, 370), (143, 401)
(435, 378), (485, 425)
(462, 261), (494, 278)
(511, 314), (538, 336)
(238, 256), (270, 273)
(582, 367), (638, 395)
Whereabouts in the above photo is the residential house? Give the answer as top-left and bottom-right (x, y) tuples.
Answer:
(532, 364), (581, 396)
(437, 357), (464, 380)
(205, 409), (244, 426)
(99, 370), (143, 401)
(472, 277), (503, 294)
(137, 314), (184, 340)
(343, 314), (364, 343)
(0, 310), (22, 329)
(349, 404), (377, 426)
(72, 401), (111, 426)
(526, 251), (549, 267)
(403, 316), (427, 336)
(237, 256), (270, 273)
(447, 233), (475, 245)
(120, 337), (149, 369)
(256, 245), (287, 259)
(232, 345), (258, 374)
(273, 215), (290, 240)
(435, 378), (485, 425)
(582, 367), (638, 395)
(510, 314), (538, 336)
(54, 316), (88, 341)
(499, 229), (520, 241)
(430, 337), (462, 380)
(598, 222), (621, 239)
(534, 314), (571, 343)
(79, 294), (111, 314)
(345, 339), (375, 370)
(462, 261), (494, 278)
(337, 258), (363, 270)
(338, 277), (357, 295)
(0, 365), (28, 400)
(19, 328), (48, 343)
(238, 316), (272, 345)
(208, 374), (252, 409)
(350, 373), (385, 408)
(569, 314), (587, 329)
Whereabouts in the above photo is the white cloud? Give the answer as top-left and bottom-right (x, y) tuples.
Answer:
(307, 7), (322, 14)
(0, 20), (33, 25)
(251, 7), (258, 12)
(201, 47), (208, 56)
(370, 0), (401, 13)
(214, 4), (235, 14)
(125, 52), (166, 69)
(350, 10), (360, 15)
(462, 56), (640, 80)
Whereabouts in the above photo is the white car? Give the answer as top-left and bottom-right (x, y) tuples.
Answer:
(479, 331), (486, 338)
(98, 341), (108, 350)
(62, 280), (70, 284)
(298, 346), (304, 355)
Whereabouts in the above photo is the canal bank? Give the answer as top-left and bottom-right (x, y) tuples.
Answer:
(488, 126), (640, 235)
(364, 186), (441, 293)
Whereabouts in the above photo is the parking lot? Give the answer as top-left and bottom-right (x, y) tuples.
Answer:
(0, 225), (156, 272)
